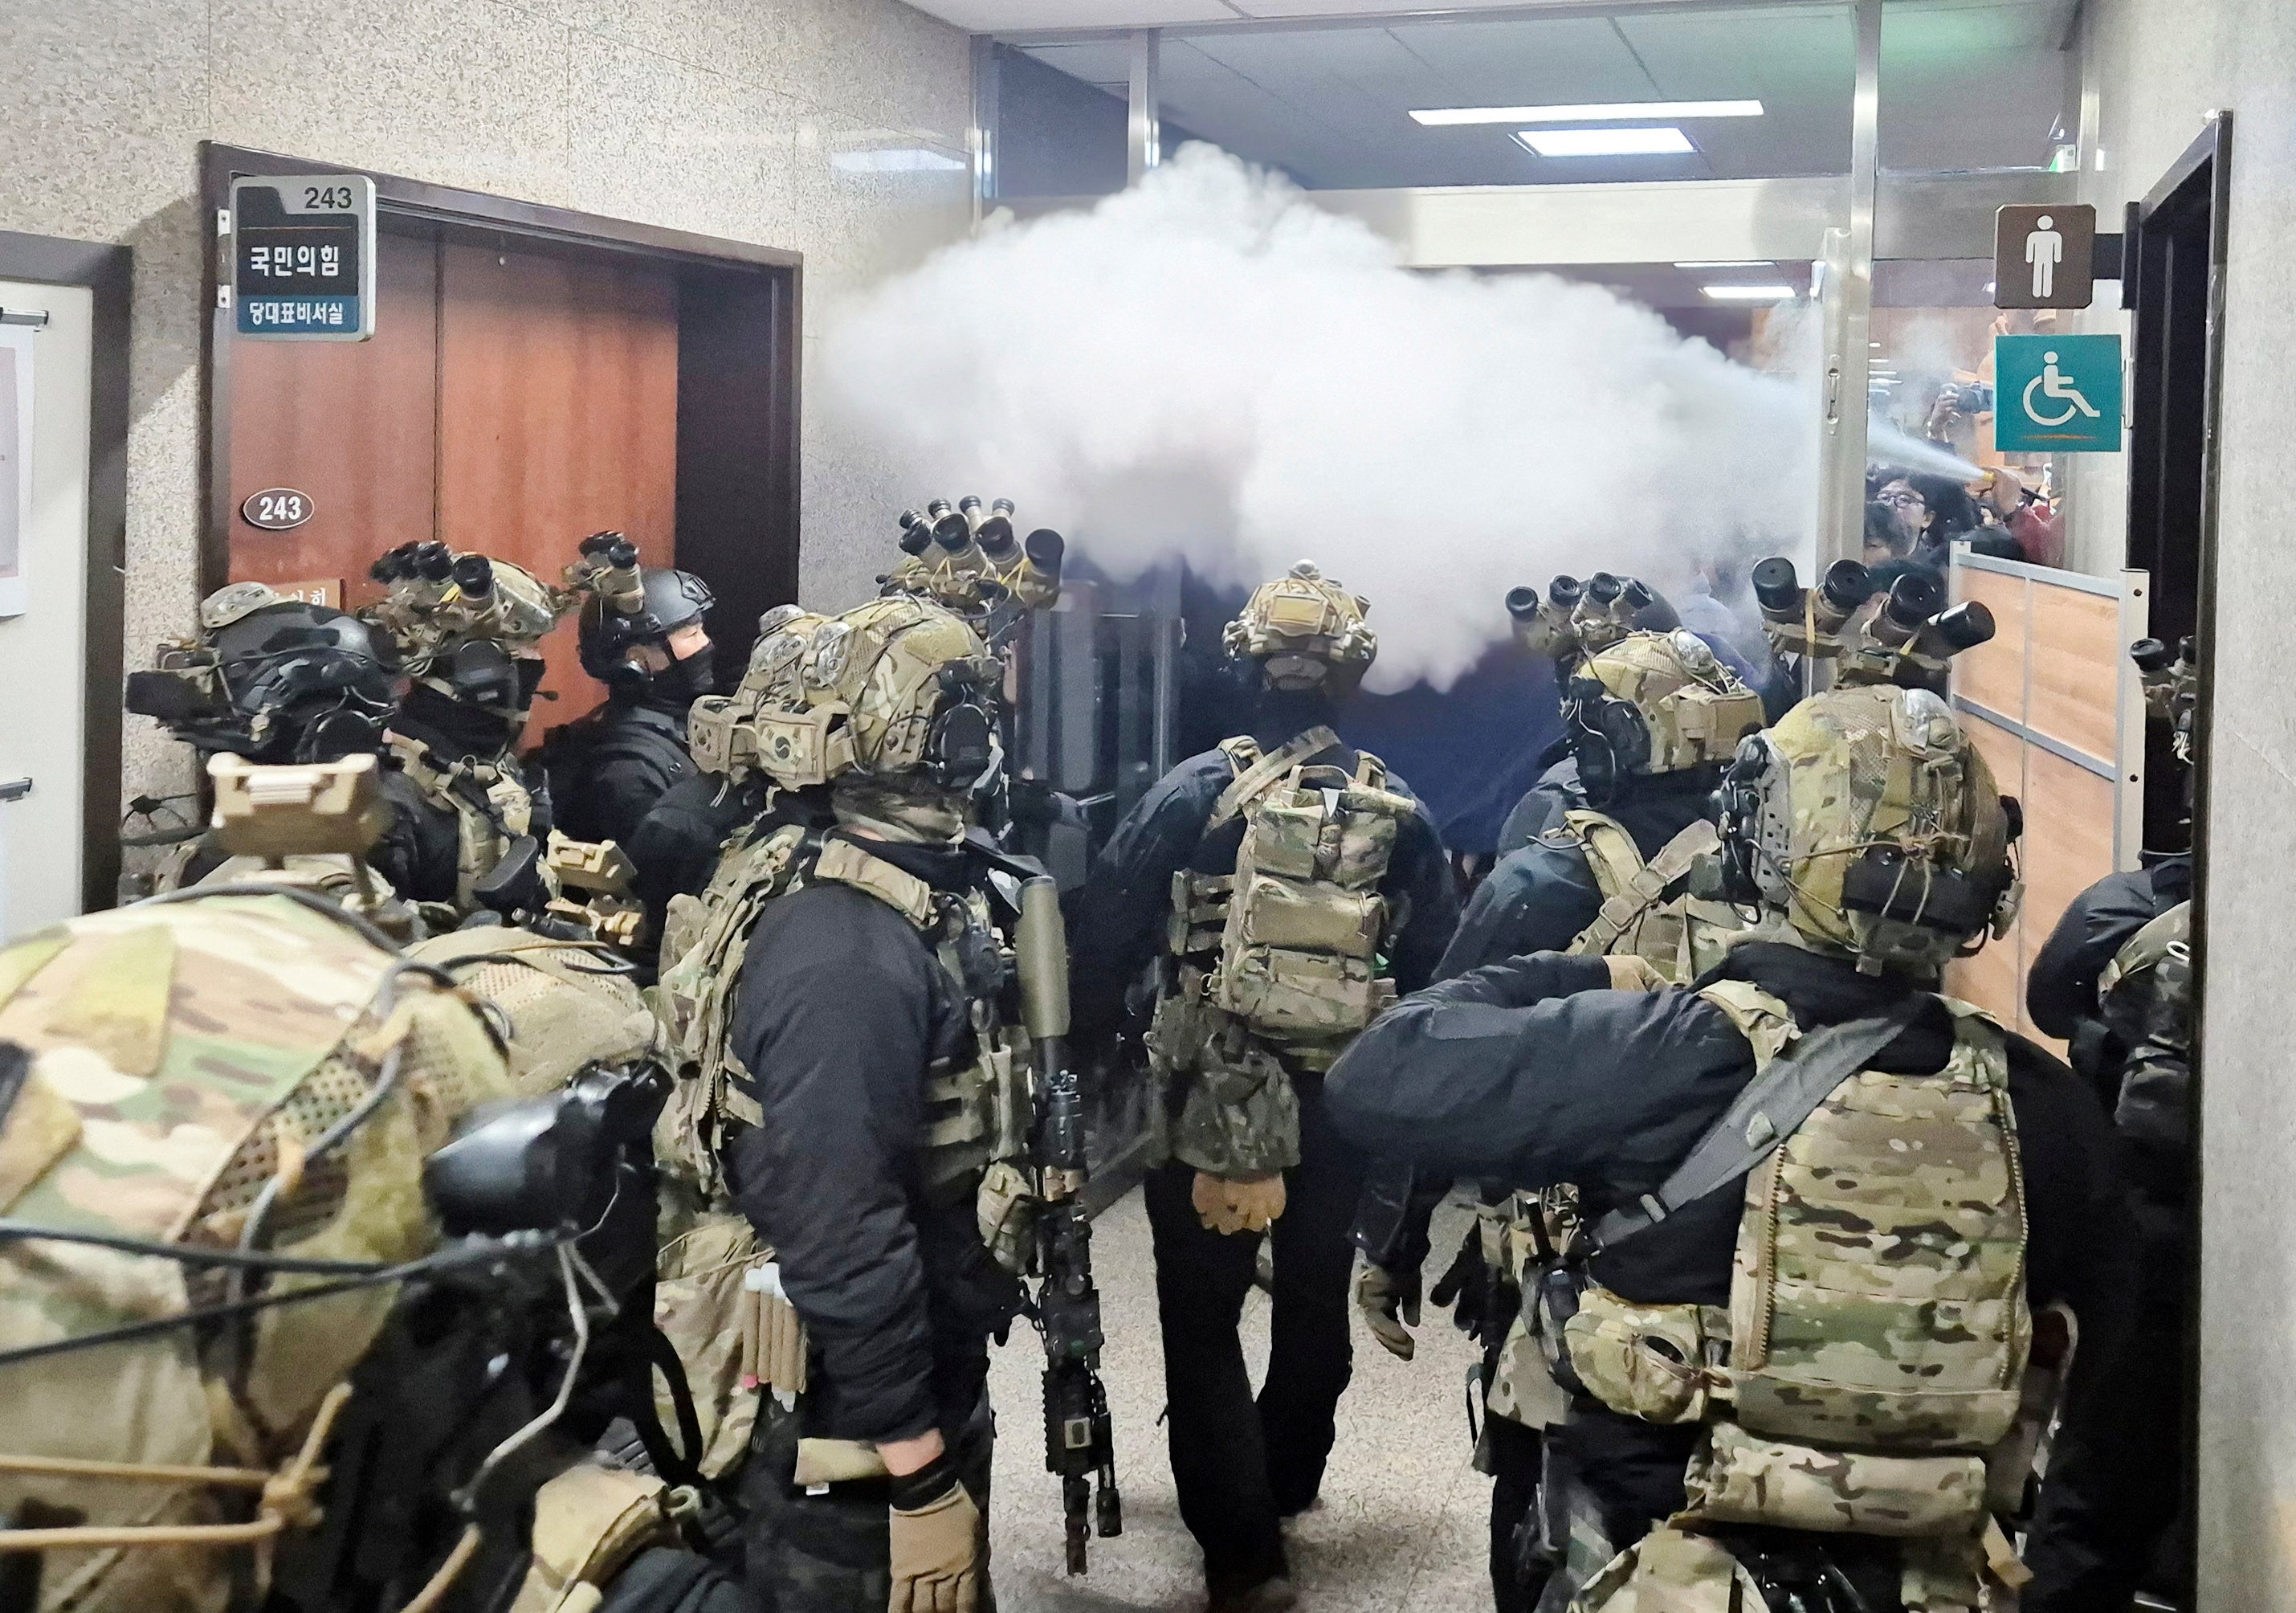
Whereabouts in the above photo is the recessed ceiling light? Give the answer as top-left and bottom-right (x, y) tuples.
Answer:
(1701, 284), (1796, 300)
(1519, 127), (1694, 158)
(1414, 100), (1763, 127)
(1675, 260), (1772, 270)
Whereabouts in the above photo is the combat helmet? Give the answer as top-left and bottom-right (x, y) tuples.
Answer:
(363, 543), (569, 722)
(127, 582), (402, 764)
(1711, 682), (2021, 976)
(1564, 628), (1767, 804)
(574, 542), (717, 701)
(1223, 561), (1377, 692)
(687, 595), (1001, 806)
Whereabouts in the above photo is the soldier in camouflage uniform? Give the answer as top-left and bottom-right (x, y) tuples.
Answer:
(1066, 562), (1458, 1613)
(1358, 627), (1766, 1613)
(359, 542), (572, 913)
(1328, 683), (2136, 1612)
(651, 592), (1025, 1613)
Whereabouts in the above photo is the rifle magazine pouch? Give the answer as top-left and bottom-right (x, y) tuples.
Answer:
(1562, 1288), (1719, 1426)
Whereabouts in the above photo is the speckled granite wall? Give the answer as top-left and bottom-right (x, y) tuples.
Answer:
(0, 0), (973, 806)
(2074, 2), (2296, 1605)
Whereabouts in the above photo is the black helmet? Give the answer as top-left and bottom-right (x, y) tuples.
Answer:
(128, 588), (402, 762)
(577, 566), (716, 697)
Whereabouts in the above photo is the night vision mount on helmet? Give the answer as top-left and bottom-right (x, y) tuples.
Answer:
(571, 530), (718, 699)
(1507, 570), (1683, 666)
(1750, 556), (1997, 696)
(879, 496), (1066, 648)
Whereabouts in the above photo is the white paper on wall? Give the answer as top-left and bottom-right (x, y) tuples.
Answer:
(0, 326), (32, 618)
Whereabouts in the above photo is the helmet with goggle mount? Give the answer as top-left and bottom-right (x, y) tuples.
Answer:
(127, 582), (403, 763)
(1707, 683), (2022, 976)
(685, 594), (1001, 796)
(1223, 561), (1377, 692)
(1563, 628), (1766, 806)
(361, 544), (569, 721)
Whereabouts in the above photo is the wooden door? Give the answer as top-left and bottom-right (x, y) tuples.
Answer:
(226, 233), (681, 729)
(226, 236), (438, 612)
(437, 244), (678, 724)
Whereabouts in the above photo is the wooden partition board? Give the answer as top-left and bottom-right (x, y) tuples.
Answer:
(1944, 550), (2148, 1051)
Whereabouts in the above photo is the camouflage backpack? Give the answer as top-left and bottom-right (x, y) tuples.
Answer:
(0, 892), (516, 1613)
(1566, 981), (2033, 1611)
(1150, 727), (1415, 1179)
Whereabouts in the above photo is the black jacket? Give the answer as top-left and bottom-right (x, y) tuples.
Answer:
(724, 832), (1022, 1444)
(2025, 851), (2192, 1041)
(1326, 941), (2136, 1536)
(625, 775), (789, 945)
(1494, 753), (1583, 859)
(369, 766), (464, 906)
(1066, 723), (1459, 1041)
(1442, 769), (1717, 978)
(544, 700), (695, 848)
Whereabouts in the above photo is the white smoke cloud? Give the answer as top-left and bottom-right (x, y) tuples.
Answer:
(823, 145), (1833, 692)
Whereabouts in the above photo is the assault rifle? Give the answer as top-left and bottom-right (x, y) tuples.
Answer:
(1013, 876), (1123, 1574)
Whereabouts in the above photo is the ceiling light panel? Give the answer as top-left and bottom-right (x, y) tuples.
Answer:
(1518, 127), (1695, 157)
(1414, 99), (1763, 127)
(1701, 284), (1796, 300)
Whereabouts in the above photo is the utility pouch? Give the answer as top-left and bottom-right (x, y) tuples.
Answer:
(1682, 1421), (1988, 1537)
(508, 1460), (675, 1613)
(1232, 878), (1384, 957)
(977, 1158), (1040, 1276)
(1572, 1526), (1763, 1613)
(1214, 945), (1380, 1037)
(655, 1214), (777, 1478)
(1561, 1286), (1721, 1426)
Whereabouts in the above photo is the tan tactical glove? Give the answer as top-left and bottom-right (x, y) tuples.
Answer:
(1192, 1170), (1287, 1235)
(1355, 1260), (1421, 1361)
(1604, 954), (1666, 993)
(889, 1469), (982, 1613)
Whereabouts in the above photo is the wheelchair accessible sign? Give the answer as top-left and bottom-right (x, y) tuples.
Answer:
(1993, 333), (2122, 452)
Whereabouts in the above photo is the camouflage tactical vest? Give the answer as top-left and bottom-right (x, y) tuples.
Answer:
(2098, 898), (2191, 1033)
(650, 824), (1033, 1476)
(386, 732), (535, 912)
(1559, 811), (1746, 983)
(1567, 982), (2033, 1612)
(1148, 728), (1413, 1179)
(655, 823), (1026, 1206)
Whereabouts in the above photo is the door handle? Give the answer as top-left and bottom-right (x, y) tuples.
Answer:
(0, 779), (31, 802)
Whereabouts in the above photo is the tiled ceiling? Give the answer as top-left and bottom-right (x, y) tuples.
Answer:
(911, 2), (1604, 28)
(984, 1), (2078, 191)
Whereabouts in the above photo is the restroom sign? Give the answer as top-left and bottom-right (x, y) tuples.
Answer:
(1994, 333), (2122, 452)
(229, 174), (376, 341)
(1994, 204), (2095, 310)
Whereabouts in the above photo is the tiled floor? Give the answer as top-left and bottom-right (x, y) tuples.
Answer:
(988, 1190), (1491, 1613)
